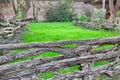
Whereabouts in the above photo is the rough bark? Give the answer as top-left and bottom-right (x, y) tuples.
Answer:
(0, 48), (75, 64)
(0, 44), (114, 65)
(0, 36), (120, 50)
(0, 56), (67, 76)
(108, 0), (120, 21)
(52, 59), (120, 80)
(0, 36), (120, 80)
(1, 50), (120, 79)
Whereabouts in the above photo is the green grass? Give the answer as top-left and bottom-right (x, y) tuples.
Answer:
(38, 66), (79, 79)
(11, 22), (119, 79)
(22, 22), (118, 42)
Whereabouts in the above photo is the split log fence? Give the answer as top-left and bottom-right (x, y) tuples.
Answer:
(0, 19), (28, 55)
(73, 21), (99, 30)
(0, 20), (27, 44)
(0, 36), (120, 80)
(73, 17), (120, 30)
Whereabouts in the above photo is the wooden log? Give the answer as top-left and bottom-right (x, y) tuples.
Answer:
(0, 21), (26, 44)
(108, 66), (120, 77)
(92, 48), (116, 55)
(52, 59), (120, 80)
(0, 36), (120, 50)
(0, 43), (62, 50)
(0, 46), (91, 73)
(0, 27), (14, 31)
(0, 56), (67, 74)
(0, 48), (43, 64)
(6, 77), (42, 80)
(1, 50), (120, 79)
(21, 78), (42, 80)
(0, 48), (74, 64)
(9, 18), (34, 24)
(0, 45), (104, 65)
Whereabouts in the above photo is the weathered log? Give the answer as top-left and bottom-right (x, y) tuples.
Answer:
(52, 59), (120, 80)
(9, 18), (34, 24)
(0, 48), (43, 64)
(108, 66), (120, 77)
(0, 56), (67, 74)
(0, 48), (74, 64)
(0, 36), (120, 50)
(21, 78), (42, 80)
(55, 36), (120, 45)
(4, 77), (42, 80)
(1, 50), (120, 79)
(0, 45), (109, 65)
(91, 45), (118, 55)
(0, 43), (62, 50)
(0, 20), (27, 44)
(0, 46), (91, 74)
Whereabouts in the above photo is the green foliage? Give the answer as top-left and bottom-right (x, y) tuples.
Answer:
(45, 0), (75, 22)
(0, 0), (10, 5)
(92, 8), (103, 23)
(77, 15), (87, 21)
(15, 0), (23, 20)
(117, 10), (120, 17)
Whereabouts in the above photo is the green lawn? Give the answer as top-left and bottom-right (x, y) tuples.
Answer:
(22, 22), (118, 42)
(14, 22), (119, 79)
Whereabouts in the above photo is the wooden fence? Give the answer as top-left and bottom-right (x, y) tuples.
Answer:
(73, 21), (99, 30)
(0, 20), (27, 44)
(73, 18), (120, 30)
(0, 36), (120, 80)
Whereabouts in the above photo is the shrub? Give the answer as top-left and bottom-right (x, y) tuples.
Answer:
(117, 11), (120, 17)
(77, 15), (87, 21)
(45, 0), (75, 22)
(91, 8), (103, 24)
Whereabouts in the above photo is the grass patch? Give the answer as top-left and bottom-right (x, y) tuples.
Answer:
(11, 49), (29, 53)
(38, 71), (54, 79)
(93, 44), (115, 51)
(38, 66), (79, 79)
(62, 44), (77, 48)
(8, 52), (60, 64)
(22, 22), (118, 42)
(92, 60), (110, 68)
(39, 52), (61, 57)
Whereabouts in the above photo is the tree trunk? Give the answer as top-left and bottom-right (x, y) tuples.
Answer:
(108, 0), (120, 22)
(11, 0), (30, 20)
(32, 1), (40, 22)
(102, 0), (106, 21)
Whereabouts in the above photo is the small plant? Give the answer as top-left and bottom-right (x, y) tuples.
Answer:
(77, 15), (87, 21)
(92, 8), (103, 24)
(117, 11), (120, 17)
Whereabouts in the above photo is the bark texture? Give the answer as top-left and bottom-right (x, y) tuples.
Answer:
(0, 36), (120, 80)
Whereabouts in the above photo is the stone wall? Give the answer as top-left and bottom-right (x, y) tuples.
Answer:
(2, 1), (91, 21)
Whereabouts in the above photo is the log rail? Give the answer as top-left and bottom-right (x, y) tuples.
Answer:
(0, 36), (120, 80)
